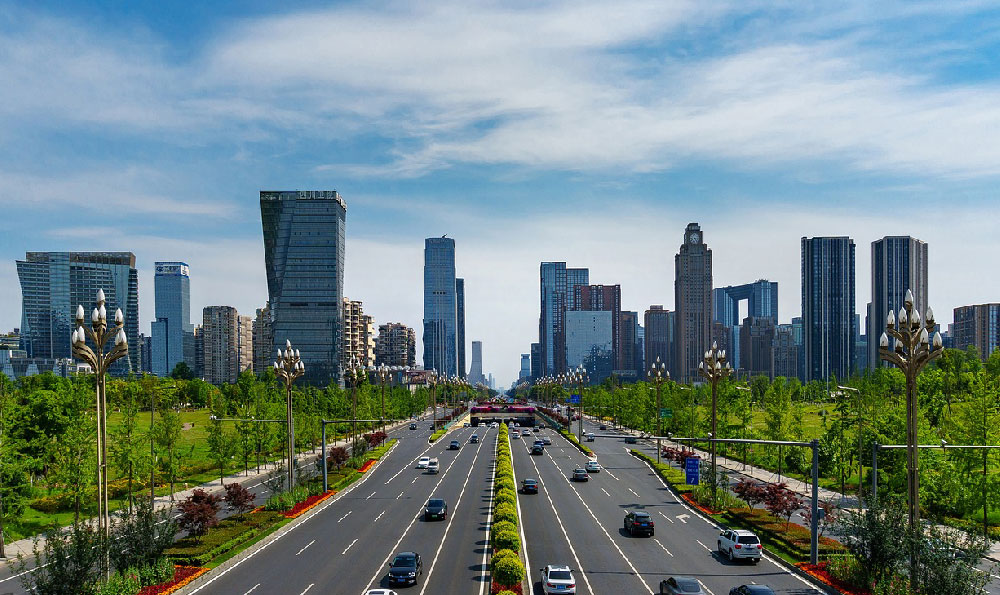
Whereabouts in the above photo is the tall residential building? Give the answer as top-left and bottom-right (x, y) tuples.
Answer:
(774, 324), (799, 379)
(456, 278), (466, 379)
(202, 306), (250, 385)
(529, 342), (542, 381)
(151, 262), (194, 377)
(193, 325), (204, 378)
(261, 191), (346, 386)
(740, 316), (776, 379)
(644, 306), (674, 375)
(468, 340), (486, 385)
(252, 302), (273, 375)
(674, 223), (713, 383)
(342, 298), (375, 368)
(573, 284), (623, 369)
(16, 252), (139, 375)
(565, 310), (613, 383)
(801, 236), (856, 383)
(375, 323), (416, 367)
(423, 237), (458, 376)
(620, 310), (642, 379)
(952, 304), (1000, 361)
(538, 262), (589, 376)
(868, 236), (929, 370)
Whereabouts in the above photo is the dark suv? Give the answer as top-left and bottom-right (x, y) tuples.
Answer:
(624, 511), (655, 536)
(388, 552), (422, 585)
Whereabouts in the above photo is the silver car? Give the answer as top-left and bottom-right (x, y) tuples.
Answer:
(540, 564), (576, 594)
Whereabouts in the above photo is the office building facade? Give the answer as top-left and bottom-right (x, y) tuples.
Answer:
(620, 310), (642, 379)
(868, 236), (928, 370)
(457, 278), (466, 379)
(375, 322), (416, 367)
(573, 284), (622, 369)
(801, 236), (856, 382)
(468, 340), (486, 385)
(151, 262), (194, 377)
(252, 302), (273, 375)
(16, 251), (139, 375)
(529, 342), (542, 381)
(261, 191), (346, 385)
(423, 237), (458, 377)
(952, 304), (1000, 361)
(519, 353), (531, 380)
(644, 306), (674, 376)
(538, 262), (589, 376)
(674, 223), (713, 383)
(774, 324), (799, 379)
(740, 316), (776, 379)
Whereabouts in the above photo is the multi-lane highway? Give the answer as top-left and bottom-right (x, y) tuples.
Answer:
(513, 417), (823, 595)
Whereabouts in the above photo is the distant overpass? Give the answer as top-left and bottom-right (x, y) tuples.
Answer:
(470, 404), (536, 427)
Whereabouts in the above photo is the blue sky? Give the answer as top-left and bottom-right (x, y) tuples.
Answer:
(2, 1), (1000, 386)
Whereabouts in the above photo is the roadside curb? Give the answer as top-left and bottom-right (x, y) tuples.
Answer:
(627, 450), (841, 595)
(173, 440), (400, 595)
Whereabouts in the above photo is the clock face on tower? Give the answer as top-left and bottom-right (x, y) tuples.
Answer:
(689, 232), (701, 244)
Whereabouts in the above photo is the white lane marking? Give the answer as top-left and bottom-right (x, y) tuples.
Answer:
(341, 538), (358, 555)
(374, 510), (386, 523)
(243, 584), (260, 595)
(478, 436), (498, 595)
(411, 477), (417, 484)
(628, 487), (640, 499)
(699, 581), (716, 595)
(601, 487), (611, 498)
(696, 539), (710, 551)
(384, 442), (437, 484)
(366, 491), (377, 499)
(338, 511), (352, 522)
(397, 490), (405, 499)
(657, 511), (675, 523)
(418, 427), (488, 595)
(653, 538), (674, 557)
(603, 468), (620, 481)
(677, 514), (690, 524)
(295, 539), (315, 556)
(298, 584), (314, 595)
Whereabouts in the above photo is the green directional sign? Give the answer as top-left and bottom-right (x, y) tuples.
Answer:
(660, 408), (673, 419)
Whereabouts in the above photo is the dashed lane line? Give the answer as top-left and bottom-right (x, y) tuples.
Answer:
(338, 511), (352, 523)
(601, 487), (611, 498)
(628, 487), (640, 499)
(653, 538), (673, 557)
(696, 539), (710, 551)
(242, 584), (260, 595)
(374, 510), (385, 523)
(366, 491), (377, 499)
(341, 538), (358, 555)
(298, 584), (314, 595)
(295, 540), (315, 556)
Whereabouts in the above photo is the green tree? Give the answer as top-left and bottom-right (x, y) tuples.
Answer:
(170, 362), (195, 381)
(109, 384), (148, 509)
(206, 403), (236, 485)
(153, 404), (184, 500)
(54, 411), (96, 523)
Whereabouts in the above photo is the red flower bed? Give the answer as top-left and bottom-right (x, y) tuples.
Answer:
(491, 579), (524, 594)
(358, 459), (376, 473)
(797, 561), (870, 595)
(682, 492), (723, 515)
(283, 491), (335, 519)
(137, 566), (208, 595)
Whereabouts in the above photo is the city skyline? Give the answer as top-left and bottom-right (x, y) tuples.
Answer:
(3, 2), (1000, 385)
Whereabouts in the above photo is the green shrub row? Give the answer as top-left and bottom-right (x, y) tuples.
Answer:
(165, 511), (286, 566)
(429, 429), (447, 443)
(491, 424), (526, 590)
(560, 428), (594, 456)
(95, 557), (175, 595)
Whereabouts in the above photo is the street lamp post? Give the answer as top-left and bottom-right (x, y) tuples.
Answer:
(878, 290), (942, 536)
(428, 370), (439, 428)
(71, 289), (128, 568)
(571, 366), (588, 443)
(345, 357), (363, 446)
(698, 341), (732, 507)
(648, 357), (669, 464)
(376, 364), (391, 435)
(274, 340), (304, 492)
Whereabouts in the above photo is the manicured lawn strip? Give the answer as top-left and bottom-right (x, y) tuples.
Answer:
(165, 511), (286, 566)
(204, 517), (292, 569)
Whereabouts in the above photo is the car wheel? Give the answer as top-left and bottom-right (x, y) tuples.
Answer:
(729, 549), (735, 561)
(650, 530), (654, 537)
(717, 542), (723, 554)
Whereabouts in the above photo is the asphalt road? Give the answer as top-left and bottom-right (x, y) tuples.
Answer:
(512, 419), (823, 595)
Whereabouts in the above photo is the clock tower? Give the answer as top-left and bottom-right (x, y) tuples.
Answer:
(675, 223), (713, 383)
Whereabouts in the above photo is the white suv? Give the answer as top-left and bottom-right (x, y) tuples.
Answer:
(717, 529), (762, 563)
(540, 564), (576, 594)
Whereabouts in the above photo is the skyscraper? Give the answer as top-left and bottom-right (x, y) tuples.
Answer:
(868, 236), (928, 370)
(468, 340), (485, 385)
(952, 304), (1000, 361)
(424, 237), (458, 377)
(16, 252), (139, 375)
(456, 278), (466, 379)
(621, 310), (642, 379)
(713, 280), (778, 370)
(674, 223), (713, 383)
(260, 190), (346, 386)
(740, 316), (776, 378)
(538, 262), (589, 376)
(151, 262), (194, 377)
(573, 284), (622, 370)
(252, 302), (273, 375)
(801, 236), (856, 383)
(342, 298), (375, 369)
(529, 342), (542, 381)
(519, 353), (531, 380)
(202, 306), (252, 385)
(644, 306), (674, 376)
(565, 310), (614, 383)
(375, 323), (416, 367)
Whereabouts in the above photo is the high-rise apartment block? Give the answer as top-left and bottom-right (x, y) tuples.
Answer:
(252, 302), (273, 375)
(261, 191), (346, 386)
(424, 237), (459, 377)
(456, 278), (466, 379)
(952, 304), (1000, 361)
(773, 323), (799, 379)
(573, 284), (622, 370)
(801, 236), (856, 382)
(342, 298), (375, 368)
(644, 306), (674, 375)
(375, 323), (416, 367)
(16, 252), (139, 375)
(539, 262), (589, 376)
(202, 306), (252, 385)
(868, 236), (928, 370)
(674, 223), (713, 383)
(151, 262), (194, 377)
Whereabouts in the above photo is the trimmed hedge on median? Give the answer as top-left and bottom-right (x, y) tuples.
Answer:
(490, 424), (527, 595)
(165, 511), (287, 566)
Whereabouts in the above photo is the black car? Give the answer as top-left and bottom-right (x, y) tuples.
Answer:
(533, 427), (540, 433)
(388, 552), (422, 585)
(600, 424), (607, 430)
(448, 440), (460, 450)
(470, 434), (479, 443)
(520, 478), (539, 494)
(428, 424), (435, 430)
(409, 423), (417, 430)
(624, 511), (655, 537)
(624, 436), (637, 444)
(729, 586), (775, 595)
(424, 498), (448, 521)
(530, 444), (544, 455)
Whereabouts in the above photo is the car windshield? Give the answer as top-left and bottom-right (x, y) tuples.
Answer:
(676, 579), (702, 592)
(392, 556), (415, 567)
(738, 535), (759, 544)
(427, 499), (444, 507)
(549, 570), (572, 580)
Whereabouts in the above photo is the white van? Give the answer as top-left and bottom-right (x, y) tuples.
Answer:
(427, 458), (440, 474)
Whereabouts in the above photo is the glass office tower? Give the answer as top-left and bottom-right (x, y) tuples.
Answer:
(261, 191), (346, 386)
(423, 237), (458, 377)
(801, 236), (856, 383)
(16, 252), (139, 375)
(151, 262), (194, 377)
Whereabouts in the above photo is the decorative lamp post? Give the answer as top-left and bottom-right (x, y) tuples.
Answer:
(648, 356), (669, 464)
(879, 289), (943, 535)
(345, 357), (363, 445)
(71, 289), (128, 562)
(376, 363), (392, 434)
(698, 341), (732, 507)
(571, 366), (588, 442)
(274, 340), (304, 492)
(428, 370), (439, 428)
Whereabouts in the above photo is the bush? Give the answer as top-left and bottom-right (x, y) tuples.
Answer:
(96, 569), (141, 595)
(492, 555), (526, 586)
(166, 511), (285, 566)
(494, 506), (517, 525)
(494, 492), (515, 508)
(29, 492), (77, 514)
(178, 489), (222, 537)
(492, 521), (517, 535)
(224, 482), (256, 515)
(492, 548), (518, 565)
(493, 529), (520, 552)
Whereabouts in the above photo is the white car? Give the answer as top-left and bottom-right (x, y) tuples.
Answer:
(416, 456), (430, 469)
(540, 564), (576, 594)
(366, 590), (399, 595)
(717, 529), (762, 563)
(585, 460), (601, 473)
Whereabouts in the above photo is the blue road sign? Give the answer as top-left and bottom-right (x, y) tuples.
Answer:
(568, 394), (581, 404)
(685, 456), (700, 485)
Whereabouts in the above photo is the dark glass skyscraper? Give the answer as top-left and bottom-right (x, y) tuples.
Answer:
(868, 236), (928, 370)
(801, 236), (856, 383)
(538, 262), (589, 376)
(423, 237), (458, 377)
(151, 262), (194, 377)
(456, 277), (466, 379)
(260, 191), (346, 386)
(16, 252), (139, 375)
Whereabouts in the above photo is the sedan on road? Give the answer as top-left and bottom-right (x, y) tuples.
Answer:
(470, 434), (479, 443)
(531, 444), (544, 455)
(521, 478), (539, 494)
(542, 436), (552, 445)
(585, 460), (600, 473)
(540, 565), (576, 594)
(448, 440), (461, 450)
(623, 511), (654, 536)
(387, 552), (422, 586)
(409, 423), (417, 430)
(570, 468), (589, 482)
(729, 586), (775, 595)
(624, 436), (637, 444)
(659, 576), (706, 594)
(424, 498), (448, 521)
(366, 590), (399, 595)
(599, 424), (607, 430)
(416, 456), (430, 469)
